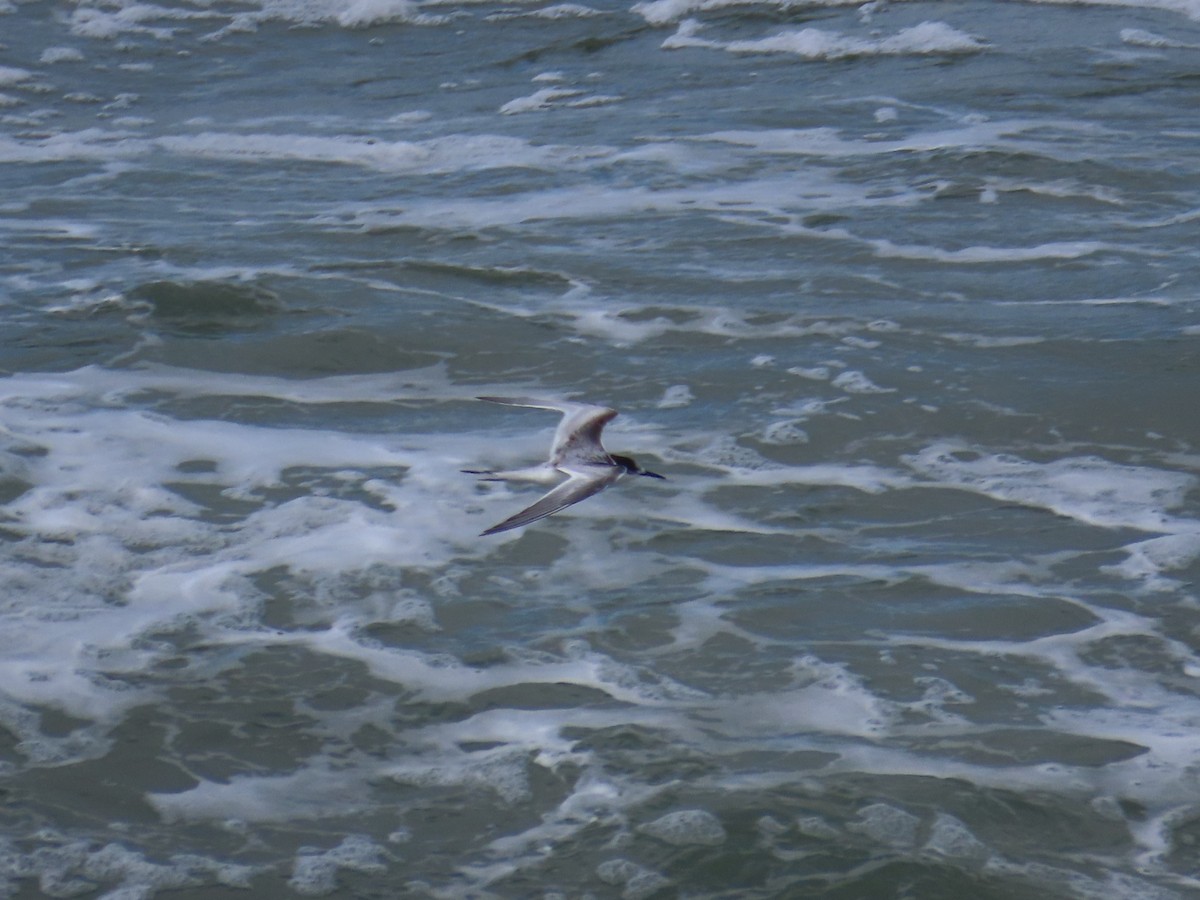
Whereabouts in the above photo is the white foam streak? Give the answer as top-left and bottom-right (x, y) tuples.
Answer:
(715, 205), (1128, 270)
(1030, 0), (1200, 23)
(905, 443), (1199, 533)
(721, 21), (985, 59)
(499, 86), (585, 114)
(0, 128), (615, 173)
(63, 0), (441, 41)
(880, 600), (1200, 735)
(462, 775), (666, 891)
(152, 764), (377, 823)
(634, 0), (863, 25)
(873, 237), (1112, 263)
(1121, 27), (1200, 49)
(0, 362), (453, 406)
(719, 463), (907, 493)
(343, 164), (885, 233)
(68, 4), (191, 39)
(713, 674), (893, 740)
(662, 18), (983, 58)
(175, 613), (708, 714)
(157, 131), (612, 173)
(1104, 534), (1200, 588)
(697, 117), (1112, 161)
(0, 66), (31, 86)
(334, 0), (423, 27)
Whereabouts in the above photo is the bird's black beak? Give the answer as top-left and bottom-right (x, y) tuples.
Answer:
(639, 469), (666, 480)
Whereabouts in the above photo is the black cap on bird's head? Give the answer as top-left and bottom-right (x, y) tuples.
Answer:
(611, 454), (666, 480)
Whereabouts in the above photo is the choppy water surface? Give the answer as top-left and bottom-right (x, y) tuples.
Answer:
(2, 0), (1200, 897)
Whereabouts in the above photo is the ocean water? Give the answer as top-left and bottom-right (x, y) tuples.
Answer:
(2, 0), (1200, 897)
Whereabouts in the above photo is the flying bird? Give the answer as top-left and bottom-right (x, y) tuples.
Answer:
(464, 396), (665, 536)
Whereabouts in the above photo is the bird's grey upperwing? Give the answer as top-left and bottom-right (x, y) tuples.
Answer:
(476, 396), (617, 467)
(552, 404), (618, 467)
(479, 465), (620, 536)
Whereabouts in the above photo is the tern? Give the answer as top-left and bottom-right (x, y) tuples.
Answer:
(464, 396), (665, 536)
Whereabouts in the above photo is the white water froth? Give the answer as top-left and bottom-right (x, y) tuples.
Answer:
(0, 370), (419, 715)
(288, 835), (388, 896)
(904, 443), (1198, 534)
(63, 0), (441, 41)
(1029, 0), (1200, 23)
(664, 18), (984, 59)
(638, 808), (727, 846)
(696, 117), (1114, 163)
(487, 2), (606, 20)
(596, 858), (671, 900)
(0, 127), (615, 173)
(0, 66), (31, 86)
(714, 657), (895, 740)
(498, 85), (622, 115)
(152, 764), (378, 824)
(634, 0), (863, 26)
(161, 131), (612, 173)
(0, 836), (260, 899)
(0, 359), (1197, 898)
(1120, 27), (1200, 49)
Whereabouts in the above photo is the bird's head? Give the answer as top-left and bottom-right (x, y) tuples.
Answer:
(611, 454), (665, 480)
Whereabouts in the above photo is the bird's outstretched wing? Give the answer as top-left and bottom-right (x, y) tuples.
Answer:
(479, 465), (620, 536)
(476, 396), (571, 412)
(476, 396), (617, 467)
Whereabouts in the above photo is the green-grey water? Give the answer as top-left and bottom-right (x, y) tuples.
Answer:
(1, 0), (1199, 897)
